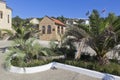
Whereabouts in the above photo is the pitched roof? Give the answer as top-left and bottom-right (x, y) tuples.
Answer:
(50, 18), (65, 26)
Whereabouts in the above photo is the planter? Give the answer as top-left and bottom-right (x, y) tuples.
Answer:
(9, 62), (53, 74)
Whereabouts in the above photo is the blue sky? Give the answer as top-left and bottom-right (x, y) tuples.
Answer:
(6, 0), (120, 18)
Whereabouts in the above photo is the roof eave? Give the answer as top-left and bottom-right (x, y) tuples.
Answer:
(55, 23), (66, 27)
(6, 6), (12, 11)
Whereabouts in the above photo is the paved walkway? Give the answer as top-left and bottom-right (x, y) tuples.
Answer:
(0, 41), (13, 48)
(0, 53), (101, 80)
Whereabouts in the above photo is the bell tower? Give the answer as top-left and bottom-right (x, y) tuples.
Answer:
(0, 0), (12, 31)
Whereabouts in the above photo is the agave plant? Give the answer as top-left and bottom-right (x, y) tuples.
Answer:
(64, 9), (120, 65)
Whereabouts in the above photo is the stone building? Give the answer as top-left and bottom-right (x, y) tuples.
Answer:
(39, 16), (66, 41)
(0, 0), (12, 31)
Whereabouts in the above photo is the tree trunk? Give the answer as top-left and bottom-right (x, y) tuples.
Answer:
(98, 56), (110, 65)
(75, 38), (86, 60)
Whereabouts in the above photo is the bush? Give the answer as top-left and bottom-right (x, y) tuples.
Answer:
(11, 57), (25, 67)
(6, 38), (60, 68)
(65, 48), (76, 59)
(24, 60), (51, 67)
(11, 57), (52, 67)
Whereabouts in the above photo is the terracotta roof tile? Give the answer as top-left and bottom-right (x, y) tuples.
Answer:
(50, 18), (65, 26)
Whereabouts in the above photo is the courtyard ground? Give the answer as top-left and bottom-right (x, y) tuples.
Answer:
(0, 41), (101, 80)
(0, 53), (101, 80)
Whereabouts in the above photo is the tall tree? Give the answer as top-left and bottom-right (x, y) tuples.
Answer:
(12, 16), (24, 27)
(57, 16), (67, 23)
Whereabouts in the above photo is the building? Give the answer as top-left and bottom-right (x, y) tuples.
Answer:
(66, 18), (79, 26)
(79, 18), (89, 25)
(30, 18), (39, 25)
(66, 18), (89, 26)
(0, 0), (12, 31)
(30, 18), (40, 29)
(39, 16), (66, 41)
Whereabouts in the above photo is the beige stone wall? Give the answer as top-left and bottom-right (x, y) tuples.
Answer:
(39, 17), (57, 41)
(0, 2), (12, 31)
(39, 17), (66, 41)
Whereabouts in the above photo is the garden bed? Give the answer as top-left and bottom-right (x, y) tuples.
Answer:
(11, 55), (65, 67)
(53, 59), (120, 76)
(10, 55), (120, 76)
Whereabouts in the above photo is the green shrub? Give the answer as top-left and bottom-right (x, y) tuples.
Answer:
(11, 58), (52, 67)
(112, 69), (120, 76)
(11, 57), (25, 67)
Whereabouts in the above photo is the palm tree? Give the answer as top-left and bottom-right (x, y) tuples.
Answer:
(5, 38), (55, 67)
(64, 25), (89, 59)
(3, 22), (40, 40)
(0, 29), (15, 40)
(88, 10), (120, 64)
(64, 9), (120, 64)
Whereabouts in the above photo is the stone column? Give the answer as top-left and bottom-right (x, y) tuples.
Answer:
(63, 27), (66, 34)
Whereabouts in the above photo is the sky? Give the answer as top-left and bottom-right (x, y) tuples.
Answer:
(6, 0), (120, 19)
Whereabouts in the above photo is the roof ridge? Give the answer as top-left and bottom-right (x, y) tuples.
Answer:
(44, 16), (65, 26)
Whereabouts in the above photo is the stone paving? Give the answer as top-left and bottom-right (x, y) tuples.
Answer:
(0, 41), (101, 80)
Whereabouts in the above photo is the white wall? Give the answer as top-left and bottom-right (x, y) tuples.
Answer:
(30, 18), (39, 25)
(0, 1), (12, 30)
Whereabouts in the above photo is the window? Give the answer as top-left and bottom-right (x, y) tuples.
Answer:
(61, 27), (63, 34)
(57, 26), (60, 33)
(53, 28), (55, 31)
(8, 15), (10, 23)
(42, 26), (46, 34)
(47, 25), (51, 34)
(0, 11), (3, 19)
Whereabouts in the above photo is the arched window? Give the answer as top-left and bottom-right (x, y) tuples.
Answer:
(42, 26), (46, 34)
(47, 25), (51, 34)
(57, 26), (60, 33)
(0, 11), (3, 19)
(61, 27), (63, 34)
